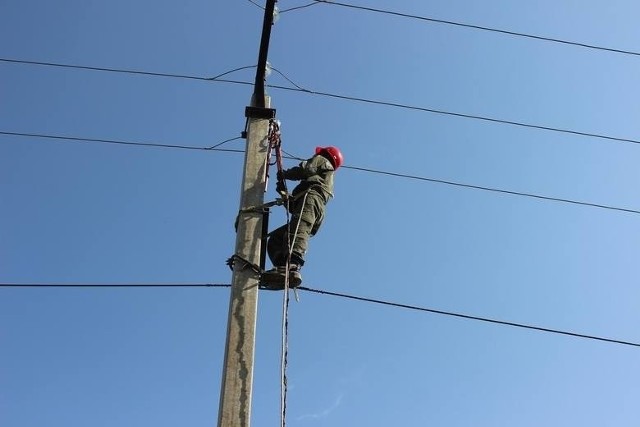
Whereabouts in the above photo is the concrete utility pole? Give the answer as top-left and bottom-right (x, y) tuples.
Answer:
(217, 1), (277, 426)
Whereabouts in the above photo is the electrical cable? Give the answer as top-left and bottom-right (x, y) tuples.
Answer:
(3, 57), (640, 148)
(0, 283), (231, 287)
(268, 82), (640, 147)
(342, 164), (640, 215)
(247, 0), (265, 10)
(2, 130), (639, 216)
(270, 66), (307, 91)
(311, 0), (640, 57)
(0, 131), (244, 153)
(0, 58), (254, 83)
(280, 2), (318, 13)
(208, 65), (256, 81)
(2, 282), (638, 348)
(297, 286), (640, 348)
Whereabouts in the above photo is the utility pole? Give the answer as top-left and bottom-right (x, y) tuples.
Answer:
(217, 1), (277, 426)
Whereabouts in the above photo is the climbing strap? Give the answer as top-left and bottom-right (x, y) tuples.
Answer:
(224, 254), (262, 275)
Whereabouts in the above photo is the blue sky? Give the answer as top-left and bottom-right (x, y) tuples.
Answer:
(2, 1), (640, 426)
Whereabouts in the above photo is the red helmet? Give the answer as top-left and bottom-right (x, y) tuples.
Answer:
(315, 146), (344, 170)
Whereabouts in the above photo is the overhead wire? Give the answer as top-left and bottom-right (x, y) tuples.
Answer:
(307, 0), (640, 58)
(280, 2), (319, 13)
(3, 130), (639, 216)
(0, 283), (231, 288)
(0, 131), (244, 153)
(279, 147), (640, 215)
(0, 58), (255, 83)
(342, 164), (640, 215)
(269, 82), (640, 147)
(246, 0), (265, 10)
(4, 57), (640, 148)
(297, 286), (640, 348)
(2, 282), (638, 348)
(298, 286), (640, 347)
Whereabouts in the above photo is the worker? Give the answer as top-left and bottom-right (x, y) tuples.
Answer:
(261, 146), (343, 288)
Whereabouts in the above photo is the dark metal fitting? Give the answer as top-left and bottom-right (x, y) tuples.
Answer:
(245, 106), (277, 119)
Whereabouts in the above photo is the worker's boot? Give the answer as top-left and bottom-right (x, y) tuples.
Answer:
(288, 264), (302, 287)
(261, 265), (302, 290)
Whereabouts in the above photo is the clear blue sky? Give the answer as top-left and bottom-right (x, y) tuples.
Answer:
(2, 1), (640, 426)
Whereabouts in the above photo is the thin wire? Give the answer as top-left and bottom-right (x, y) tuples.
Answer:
(270, 66), (307, 91)
(3, 283), (638, 348)
(3, 130), (639, 216)
(268, 82), (640, 147)
(4, 57), (640, 148)
(0, 131), (245, 153)
(275, 61), (639, 148)
(280, 287), (290, 427)
(298, 286), (640, 348)
(247, 0), (265, 9)
(207, 136), (243, 149)
(281, 149), (304, 161)
(280, 2), (319, 13)
(207, 65), (256, 81)
(341, 164), (640, 215)
(314, 0), (640, 57)
(251, 62), (640, 148)
(0, 283), (231, 287)
(0, 58), (254, 83)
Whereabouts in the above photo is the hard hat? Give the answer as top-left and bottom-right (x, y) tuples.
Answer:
(315, 146), (344, 170)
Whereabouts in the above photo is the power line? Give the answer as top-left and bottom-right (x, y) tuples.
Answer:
(2, 282), (638, 348)
(343, 164), (640, 215)
(0, 283), (231, 288)
(3, 57), (640, 147)
(298, 286), (640, 348)
(246, 0), (264, 10)
(0, 131), (244, 152)
(312, 0), (640, 58)
(269, 82), (640, 147)
(3, 130), (639, 216)
(0, 58), (254, 83)
(280, 2), (318, 13)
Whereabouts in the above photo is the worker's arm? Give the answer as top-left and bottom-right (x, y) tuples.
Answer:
(282, 155), (332, 180)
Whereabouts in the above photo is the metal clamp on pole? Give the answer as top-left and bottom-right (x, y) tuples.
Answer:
(245, 106), (277, 119)
(240, 197), (286, 214)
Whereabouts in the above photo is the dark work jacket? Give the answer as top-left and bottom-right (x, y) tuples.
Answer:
(283, 154), (335, 203)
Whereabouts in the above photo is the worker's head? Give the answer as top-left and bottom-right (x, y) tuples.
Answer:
(315, 146), (344, 170)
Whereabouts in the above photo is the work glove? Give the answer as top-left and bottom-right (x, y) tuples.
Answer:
(276, 179), (287, 195)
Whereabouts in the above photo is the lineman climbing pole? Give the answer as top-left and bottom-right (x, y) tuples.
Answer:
(217, 1), (278, 427)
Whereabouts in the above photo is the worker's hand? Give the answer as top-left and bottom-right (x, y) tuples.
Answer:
(276, 180), (287, 195)
(277, 170), (285, 181)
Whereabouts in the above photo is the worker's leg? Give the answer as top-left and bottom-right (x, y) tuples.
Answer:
(289, 194), (325, 266)
(263, 219), (304, 288)
(267, 224), (288, 267)
(262, 193), (327, 288)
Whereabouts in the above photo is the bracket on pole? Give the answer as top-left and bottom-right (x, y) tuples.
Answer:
(245, 106), (276, 119)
